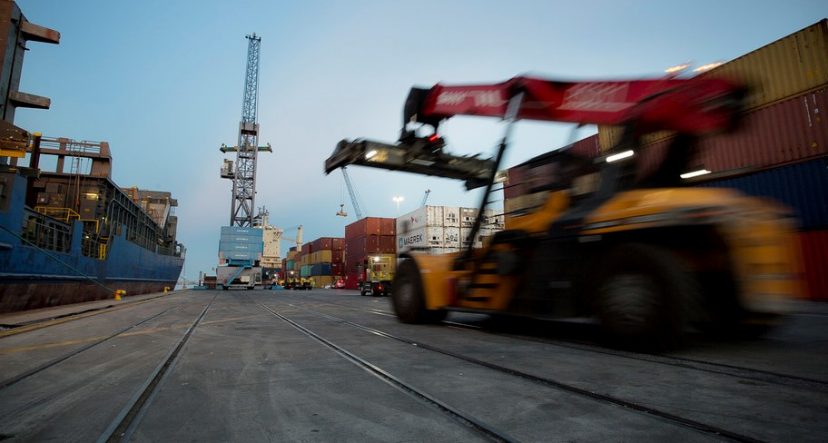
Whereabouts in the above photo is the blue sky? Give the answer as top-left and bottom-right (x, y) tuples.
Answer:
(14, 0), (827, 280)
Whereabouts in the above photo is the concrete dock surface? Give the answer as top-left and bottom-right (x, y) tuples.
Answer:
(1, 289), (826, 442)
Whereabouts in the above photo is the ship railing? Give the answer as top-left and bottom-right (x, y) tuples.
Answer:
(34, 206), (81, 224)
(21, 210), (72, 253)
(81, 233), (108, 260)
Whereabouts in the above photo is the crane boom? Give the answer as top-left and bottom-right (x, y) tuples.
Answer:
(421, 189), (430, 207)
(341, 167), (364, 220)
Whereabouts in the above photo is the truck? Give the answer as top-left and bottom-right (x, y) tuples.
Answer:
(325, 75), (801, 349)
(217, 263), (262, 290)
(358, 255), (395, 297)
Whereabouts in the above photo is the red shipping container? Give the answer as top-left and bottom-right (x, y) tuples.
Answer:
(301, 243), (312, 255)
(379, 235), (396, 253)
(331, 262), (344, 276)
(346, 217), (381, 238)
(331, 250), (344, 263)
(380, 218), (396, 236)
(344, 272), (360, 289)
(569, 134), (600, 158)
(799, 229), (828, 301)
(346, 217), (395, 238)
(626, 89), (828, 181)
(332, 237), (345, 251)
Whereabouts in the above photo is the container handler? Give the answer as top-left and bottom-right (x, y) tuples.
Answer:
(325, 75), (801, 348)
(358, 255), (395, 297)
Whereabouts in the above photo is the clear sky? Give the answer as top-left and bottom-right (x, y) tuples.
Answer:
(14, 0), (827, 281)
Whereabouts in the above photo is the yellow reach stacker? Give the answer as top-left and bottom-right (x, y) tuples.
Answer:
(325, 75), (801, 349)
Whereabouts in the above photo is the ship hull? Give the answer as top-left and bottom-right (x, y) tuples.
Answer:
(0, 172), (184, 313)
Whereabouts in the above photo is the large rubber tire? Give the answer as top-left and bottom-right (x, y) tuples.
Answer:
(595, 243), (698, 350)
(391, 259), (446, 324)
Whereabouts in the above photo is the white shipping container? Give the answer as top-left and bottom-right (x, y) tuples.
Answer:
(397, 225), (447, 253)
(443, 226), (461, 248)
(443, 206), (460, 227)
(460, 207), (481, 227)
(396, 206), (445, 233)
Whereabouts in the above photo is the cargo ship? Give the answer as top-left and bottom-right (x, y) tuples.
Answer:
(0, 135), (185, 312)
(0, 2), (184, 312)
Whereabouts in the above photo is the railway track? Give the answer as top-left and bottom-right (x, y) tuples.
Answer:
(261, 299), (768, 443)
(97, 294), (216, 443)
(0, 291), (182, 339)
(300, 294), (828, 389)
(254, 299), (517, 443)
(0, 307), (175, 390)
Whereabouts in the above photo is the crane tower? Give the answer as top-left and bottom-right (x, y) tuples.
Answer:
(220, 33), (272, 227)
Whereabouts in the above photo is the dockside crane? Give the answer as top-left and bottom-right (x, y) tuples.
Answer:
(341, 166), (365, 220)
(219, 33), (271, 227)
(421, 189), (431, 207)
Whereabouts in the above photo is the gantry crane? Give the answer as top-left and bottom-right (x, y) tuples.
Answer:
(219, 33), (272, 227)
(420, 189), (431, 207)
(341, 166), (364, 220)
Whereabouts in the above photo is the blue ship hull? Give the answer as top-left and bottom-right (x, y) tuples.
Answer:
(0, 172), (183, 313)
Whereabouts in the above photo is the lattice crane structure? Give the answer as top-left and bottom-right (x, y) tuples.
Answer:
(220, 33), (272, 227)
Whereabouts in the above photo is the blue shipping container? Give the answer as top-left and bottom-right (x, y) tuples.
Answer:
(697, 157), (828, 229)
(219, 241), (263, 251)
(311, 263), (332, 276)
(220, 226), (261, 236)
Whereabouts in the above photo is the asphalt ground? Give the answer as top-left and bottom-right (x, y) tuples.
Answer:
(0, 289), (826, 442)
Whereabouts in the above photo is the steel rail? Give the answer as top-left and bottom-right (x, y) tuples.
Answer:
(255, 300), (518, 443)
(291, 303), (768, 443)
(97, 295), (216, 443)
(0, 307), (174, 390)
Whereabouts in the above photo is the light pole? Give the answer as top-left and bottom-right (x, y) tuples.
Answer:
(392, 195), (404, 215)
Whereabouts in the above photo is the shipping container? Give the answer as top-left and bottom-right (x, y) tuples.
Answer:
(396, 206), (445, 233)
(220, 226), (259, 236)
(331, 262), (343, 276)
(599, 20), (828, 150)
(311, 263), (332, 276)
(380, 218), (396, 236)
(443, 206), (460, 227)
(799, 229), (828, 300)
(397, 226), (442, 253)
(504, 192), (549, 219)
(314, 275), (335, 288)
(460, 208), (478, 227)
(301, 243), (312, 255)
(569, 134), (601, 158)
(310, 237), (344, 251)
(300, 264), (312, 278)
(331, 238), (345, 250)
(345, 217), (394, 238)
(697, 156), (828, 229)
(443, 226), (461, 248)
(604, 88), (828, 180)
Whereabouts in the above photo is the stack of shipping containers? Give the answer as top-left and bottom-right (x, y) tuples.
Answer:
(503, 20), (828, 300)
(396, 206), (504, 254)
(304, 237), (345, 287)
(344, 217), (395, 289)
(218, 226), (263, 265)
(281, 246), (298, 280)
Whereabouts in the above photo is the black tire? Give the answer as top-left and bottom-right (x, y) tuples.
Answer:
(595, 243), (698, 350)
(391, 259), (446, 323)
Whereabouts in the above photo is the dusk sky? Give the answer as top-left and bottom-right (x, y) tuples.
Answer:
(14, 0), (827, 281)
